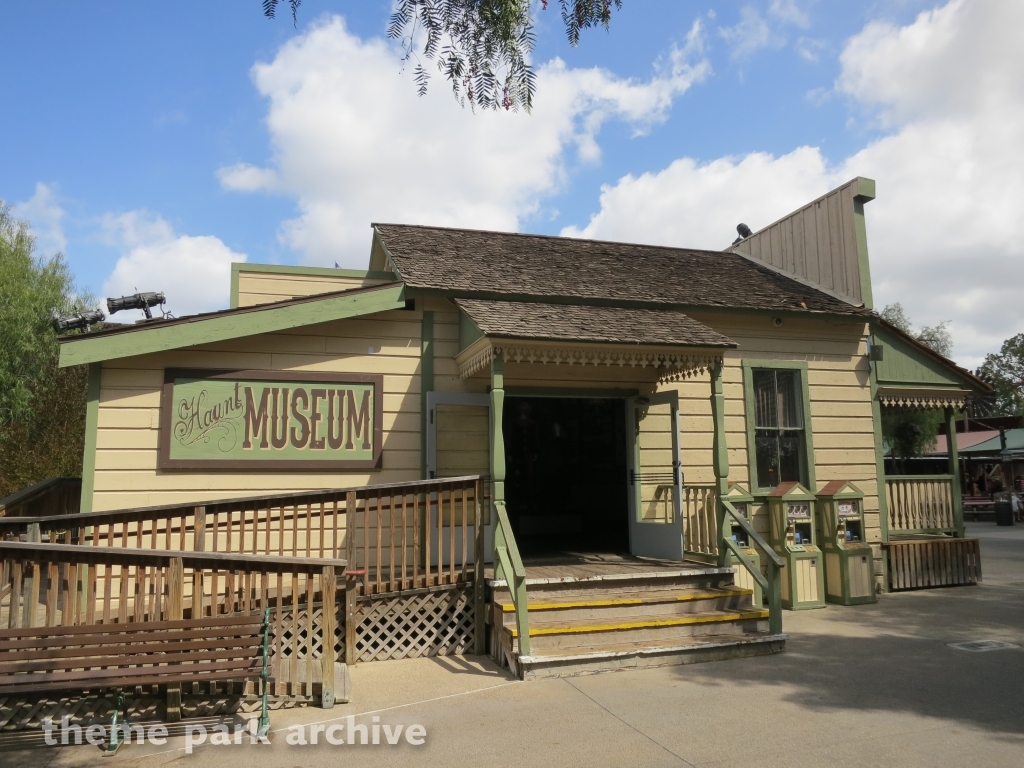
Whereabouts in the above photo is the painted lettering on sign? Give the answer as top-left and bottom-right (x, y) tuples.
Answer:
(238, 386), (372, 452)
(158, 369), (383, 470)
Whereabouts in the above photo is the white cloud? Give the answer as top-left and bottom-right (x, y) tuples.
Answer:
(562, 0), (1024, 370)
(12, 182), (67, 256)
(796, 36), (827, 63)
(101, 211), (246, 318)
(769, 0), (811, 29)
(718, 6), (781, 59)
(219, 15), (709, 266)
(561, 146), (830, 248)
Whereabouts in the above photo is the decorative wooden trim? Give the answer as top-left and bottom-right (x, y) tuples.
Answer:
(157, 369), (384, 471)
(456, 338), (723, 380)
(877, 387), (970, 409)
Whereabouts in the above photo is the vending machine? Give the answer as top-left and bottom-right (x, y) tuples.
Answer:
(722, 482), (763, 606)
(767, 482), (825, 610)
(815, 481), (877, 605)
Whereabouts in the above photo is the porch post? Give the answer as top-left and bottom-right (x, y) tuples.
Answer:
(710, 360), (730, 567)
(945, 407), (965, 538)
(491, 351), (506, 541)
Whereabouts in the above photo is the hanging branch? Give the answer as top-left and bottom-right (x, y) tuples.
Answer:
(265, 1), (623, 112)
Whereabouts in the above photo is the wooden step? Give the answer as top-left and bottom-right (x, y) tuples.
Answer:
(502, 609), (769, 650)
(490, 572), (741, 603)
(488, 565), (737, 591)
(516, 632), (787, 680)
(494, 587), (755, 623)
(494, 587), (753, 612)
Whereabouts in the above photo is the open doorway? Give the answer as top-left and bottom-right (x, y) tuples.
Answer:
(503, 396), (630, 557)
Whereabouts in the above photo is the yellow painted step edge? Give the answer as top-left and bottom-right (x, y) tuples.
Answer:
(497, 588), (754, 614)
(508, 610), (770, 638)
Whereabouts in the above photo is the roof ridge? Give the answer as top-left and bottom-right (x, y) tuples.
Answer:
(372, 222), (735, 258)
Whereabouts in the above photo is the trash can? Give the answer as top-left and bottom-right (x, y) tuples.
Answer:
(994, 495), (1014, 526)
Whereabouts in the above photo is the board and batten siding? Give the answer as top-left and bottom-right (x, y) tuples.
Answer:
(90, 305), (428, 512)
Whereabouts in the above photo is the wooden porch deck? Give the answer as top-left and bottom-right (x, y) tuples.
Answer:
(486, 552), (732, 586)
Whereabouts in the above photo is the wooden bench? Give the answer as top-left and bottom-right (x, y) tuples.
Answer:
(962, 496), (995, 521)
(0, 611), (271, 752)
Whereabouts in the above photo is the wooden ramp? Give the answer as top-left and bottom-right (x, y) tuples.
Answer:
(487, 554), (785, 679)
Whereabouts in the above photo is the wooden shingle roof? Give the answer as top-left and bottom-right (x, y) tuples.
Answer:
(374, 223), (869, 315)
(455, 299), (737, 348)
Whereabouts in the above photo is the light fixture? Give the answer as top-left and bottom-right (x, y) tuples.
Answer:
(106, 291), (166, 319)
(52, 309), (105, 334)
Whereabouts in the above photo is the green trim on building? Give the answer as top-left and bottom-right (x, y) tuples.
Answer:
(59, 283), (407, 367)
(852, 177), (877, 310)
(873, 327), (972, 389)
(868, 349), (891, 547)
(420, 311), (434, 479)
(741, 359), (817, 495)
(230, 263), (241, 310)
(79, 363), (101, 514)
(458, 309), (484, 352)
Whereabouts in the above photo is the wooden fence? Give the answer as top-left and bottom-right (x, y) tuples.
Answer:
(885, 537), (981, 590)
(0, 476), (486, 666)
(0, 541), (344, 698)
(886, 475), (959, 535)
(0, 477), (484, 574)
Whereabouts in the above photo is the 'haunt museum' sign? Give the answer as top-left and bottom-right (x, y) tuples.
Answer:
(158, 369), (383, 470)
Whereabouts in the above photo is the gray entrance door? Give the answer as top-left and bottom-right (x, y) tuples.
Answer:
(626, 391), (685, 560)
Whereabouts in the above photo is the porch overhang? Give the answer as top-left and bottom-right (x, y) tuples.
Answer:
(453, 298), (736, 381)
(455, 336), (728, 381)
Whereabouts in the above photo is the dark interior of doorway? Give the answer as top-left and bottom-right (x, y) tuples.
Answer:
(503, 396), (629, 557)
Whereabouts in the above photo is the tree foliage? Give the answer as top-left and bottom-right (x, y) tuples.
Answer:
(877, 303), (950, 461)
(263, 0), (623, 112)
(0, 204), (92, 496)
(975, 333), (1024, 418)
(881, 407), (943, 468)
(879, 302), (952, 358)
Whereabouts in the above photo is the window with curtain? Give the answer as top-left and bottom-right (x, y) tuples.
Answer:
(752, 369), (807, 489)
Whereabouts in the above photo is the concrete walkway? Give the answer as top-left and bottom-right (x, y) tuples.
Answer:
(7, 521), (1023, 768)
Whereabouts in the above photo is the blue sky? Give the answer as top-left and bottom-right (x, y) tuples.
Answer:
(2, 1), (1022, 367)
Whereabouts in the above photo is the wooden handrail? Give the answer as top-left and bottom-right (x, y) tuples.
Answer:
(0, 475), (483, 530)
(886, 474), (954, 481)
(0, 540), (345, 572)
(492, 501), (529, 656)
(721, 499), (782, 636)
(722, 501), (783, 569)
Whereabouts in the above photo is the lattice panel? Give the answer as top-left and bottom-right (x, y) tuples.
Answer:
(269, 604), (344, 662)
(356, 587), (474, 662)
